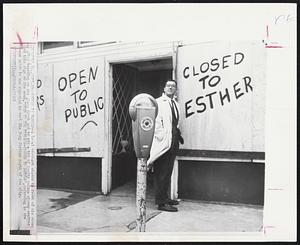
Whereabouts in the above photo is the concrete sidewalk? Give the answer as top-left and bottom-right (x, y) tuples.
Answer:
(37, 181), (263, 233)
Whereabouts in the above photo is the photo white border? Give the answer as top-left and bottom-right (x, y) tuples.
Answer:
(3, 3), (297, 242)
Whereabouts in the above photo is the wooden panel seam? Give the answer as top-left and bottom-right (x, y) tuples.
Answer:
(178, 149), (265, 160)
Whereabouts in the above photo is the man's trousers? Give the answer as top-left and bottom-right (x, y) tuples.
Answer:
(153, 138), (179, 205)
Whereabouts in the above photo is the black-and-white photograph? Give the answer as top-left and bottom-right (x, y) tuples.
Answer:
(4, 3), (296, 242)
(34, 40), (266, 233)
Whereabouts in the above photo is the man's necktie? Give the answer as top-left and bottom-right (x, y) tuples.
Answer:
(170, 99), (179, 121)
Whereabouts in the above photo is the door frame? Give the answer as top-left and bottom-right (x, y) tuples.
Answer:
(102, 47), (175, 194)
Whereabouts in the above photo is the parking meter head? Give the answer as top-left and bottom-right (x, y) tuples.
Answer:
(129, 94), (158, 159)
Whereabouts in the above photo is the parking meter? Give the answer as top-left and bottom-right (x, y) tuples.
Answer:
(129, 93), (158, 232)
(129, 94), (158, 158)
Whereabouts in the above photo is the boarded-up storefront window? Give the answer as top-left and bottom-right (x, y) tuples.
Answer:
(37, 57), (105, 157)
(177, 41), (266, 152)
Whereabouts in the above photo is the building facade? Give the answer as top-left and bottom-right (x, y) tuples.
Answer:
(37, 41), (266, 205)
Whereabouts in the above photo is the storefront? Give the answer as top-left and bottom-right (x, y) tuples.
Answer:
(37, 41), (266, 205)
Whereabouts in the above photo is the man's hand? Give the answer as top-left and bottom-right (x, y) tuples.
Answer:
(179, 134), (184, 145)
(177, 128), (184, 144)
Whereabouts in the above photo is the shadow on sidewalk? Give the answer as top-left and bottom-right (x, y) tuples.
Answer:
(49, 192), (98, 211)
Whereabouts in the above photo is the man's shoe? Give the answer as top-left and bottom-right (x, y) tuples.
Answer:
(166, 198), (179, 205)
(158, 204), (178, 212)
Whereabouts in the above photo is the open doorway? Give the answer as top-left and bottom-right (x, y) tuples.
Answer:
(111, 58), (173, 191)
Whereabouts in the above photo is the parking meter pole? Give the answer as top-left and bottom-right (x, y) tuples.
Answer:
(129, 93), (158, 233)
(136, 157), (147, 232)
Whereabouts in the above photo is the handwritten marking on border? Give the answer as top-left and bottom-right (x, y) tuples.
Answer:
(262, 225), (275, 235)
(16, 32), (23, 47)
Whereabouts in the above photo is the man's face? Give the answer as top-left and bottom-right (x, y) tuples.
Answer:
(164, 81), (177, 98)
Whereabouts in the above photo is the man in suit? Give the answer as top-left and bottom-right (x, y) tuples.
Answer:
(147, 79), (184, 212)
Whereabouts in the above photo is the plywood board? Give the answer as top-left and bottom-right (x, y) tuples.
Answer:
(37, 63), (54, 156)
(53, 57), (105, 157)
(177, 41), (266, 152)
